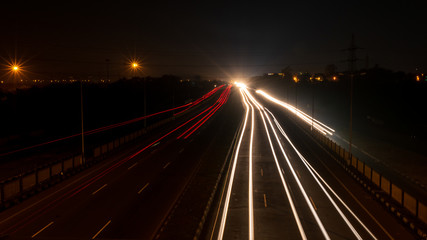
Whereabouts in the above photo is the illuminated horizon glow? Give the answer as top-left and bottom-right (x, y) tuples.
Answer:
(255, 90), (335, 135)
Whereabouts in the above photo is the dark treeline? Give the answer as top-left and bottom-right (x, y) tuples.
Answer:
(249, 66), (426, 154)
(0, 75), (223, 150)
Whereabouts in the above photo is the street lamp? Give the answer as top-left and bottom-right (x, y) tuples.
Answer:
(129, 60), (147, 127)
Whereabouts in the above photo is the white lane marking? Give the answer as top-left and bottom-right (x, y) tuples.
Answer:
(269, 110), (377, 240)
(151, 141), (160, 148)
(92, 220), (111, 239)
(31, 221), (54, 238)
(127, 162), (138, 170)
(179, 148), (185, 154)
(217, 89), (250, 240)
(138, 183), (150, 194)
(248, 98), (255, 240)
(91, 184), (108, 195)
(163, 162), (171, 169)
(263, 194), (268, 208)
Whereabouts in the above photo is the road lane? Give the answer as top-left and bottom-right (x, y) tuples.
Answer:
(211, 85), (415, 240)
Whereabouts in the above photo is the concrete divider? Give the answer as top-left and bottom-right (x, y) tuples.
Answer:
(307, 122), (427, 235)
(391, 184), (403, 204)
(22, 173), (36, 191)
(351, 157), (357, 168)
(51, 162), (62, 176)
(419, 202), (427, 224)
(108, 141), (114, 151)
(94, 147), (101, 158)
(38, 167), (50, 182)
(3, 180), (19, 200)
(364, 165), (371, 179)
(403, 192), (417, 215)
(381, 177), (391, 194)
(357, 160), (364, 174)
(114, 139), (120, 148)
(101, 144), (108, 154)
(372, 170), (380, 187)
(73, 155), (82, 166)
(64, 158), (73, 171)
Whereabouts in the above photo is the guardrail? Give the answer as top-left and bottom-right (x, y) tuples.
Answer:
(310, 129), (427, 239)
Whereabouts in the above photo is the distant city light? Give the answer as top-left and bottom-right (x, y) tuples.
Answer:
(416, 75), (420, 82)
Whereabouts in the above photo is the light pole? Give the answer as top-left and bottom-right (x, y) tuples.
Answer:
(11, 65), (20, 90)
(130, 61), (146, 128)
(80, 79), (85, 164)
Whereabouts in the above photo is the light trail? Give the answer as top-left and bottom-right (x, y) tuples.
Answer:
(1, 87), (229, 235)
(260, 99), (331, 240)
(217, 88), (250, 240)
(246, 93), (255, 240)
(256, 102), (307, 239)
(0, 85), (224, 157)
(177, 85), (231, 139)
(267, 110), (377, 239)
(255, 90), (335, 135)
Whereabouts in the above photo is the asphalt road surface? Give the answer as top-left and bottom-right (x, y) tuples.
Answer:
(0, 85), (416, 239)
(208, 86), (415, 240)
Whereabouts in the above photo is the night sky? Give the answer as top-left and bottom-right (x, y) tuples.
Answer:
(1, 1), (426, 80)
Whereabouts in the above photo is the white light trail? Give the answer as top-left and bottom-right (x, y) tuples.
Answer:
(257, 106), (307, 239)
(268, 110), (377, 239)
(244, 89), (330, 239)
(217, 88), (250, 240)
(247, 94), (255, 240)
(262, 108), (331, 240)
(256, 90), (335, 135)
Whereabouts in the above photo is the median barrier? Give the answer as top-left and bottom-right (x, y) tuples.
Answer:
(22, 173), (36, 191)
(101, 144), (108, 154)
(357, 159), (364, 174)
(73, 155), (82, 167)
(94, 147), (101, 158)
(419, 203), (427, 224)
(392, 184), (403, 204)
(3, 179), (19, 200)
(308, 127), (427, 237)
(364, 165), (371, 179)
(404, 192), (417, 215)
(63, 158), (73, 171)
(51, 162), (62, 176)
(38, 167), (50, 183)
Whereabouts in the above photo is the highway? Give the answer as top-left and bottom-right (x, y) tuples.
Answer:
(0, 85), (243, 239)
(0, 84), (417, 239)
(208, 85), (415, 240)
